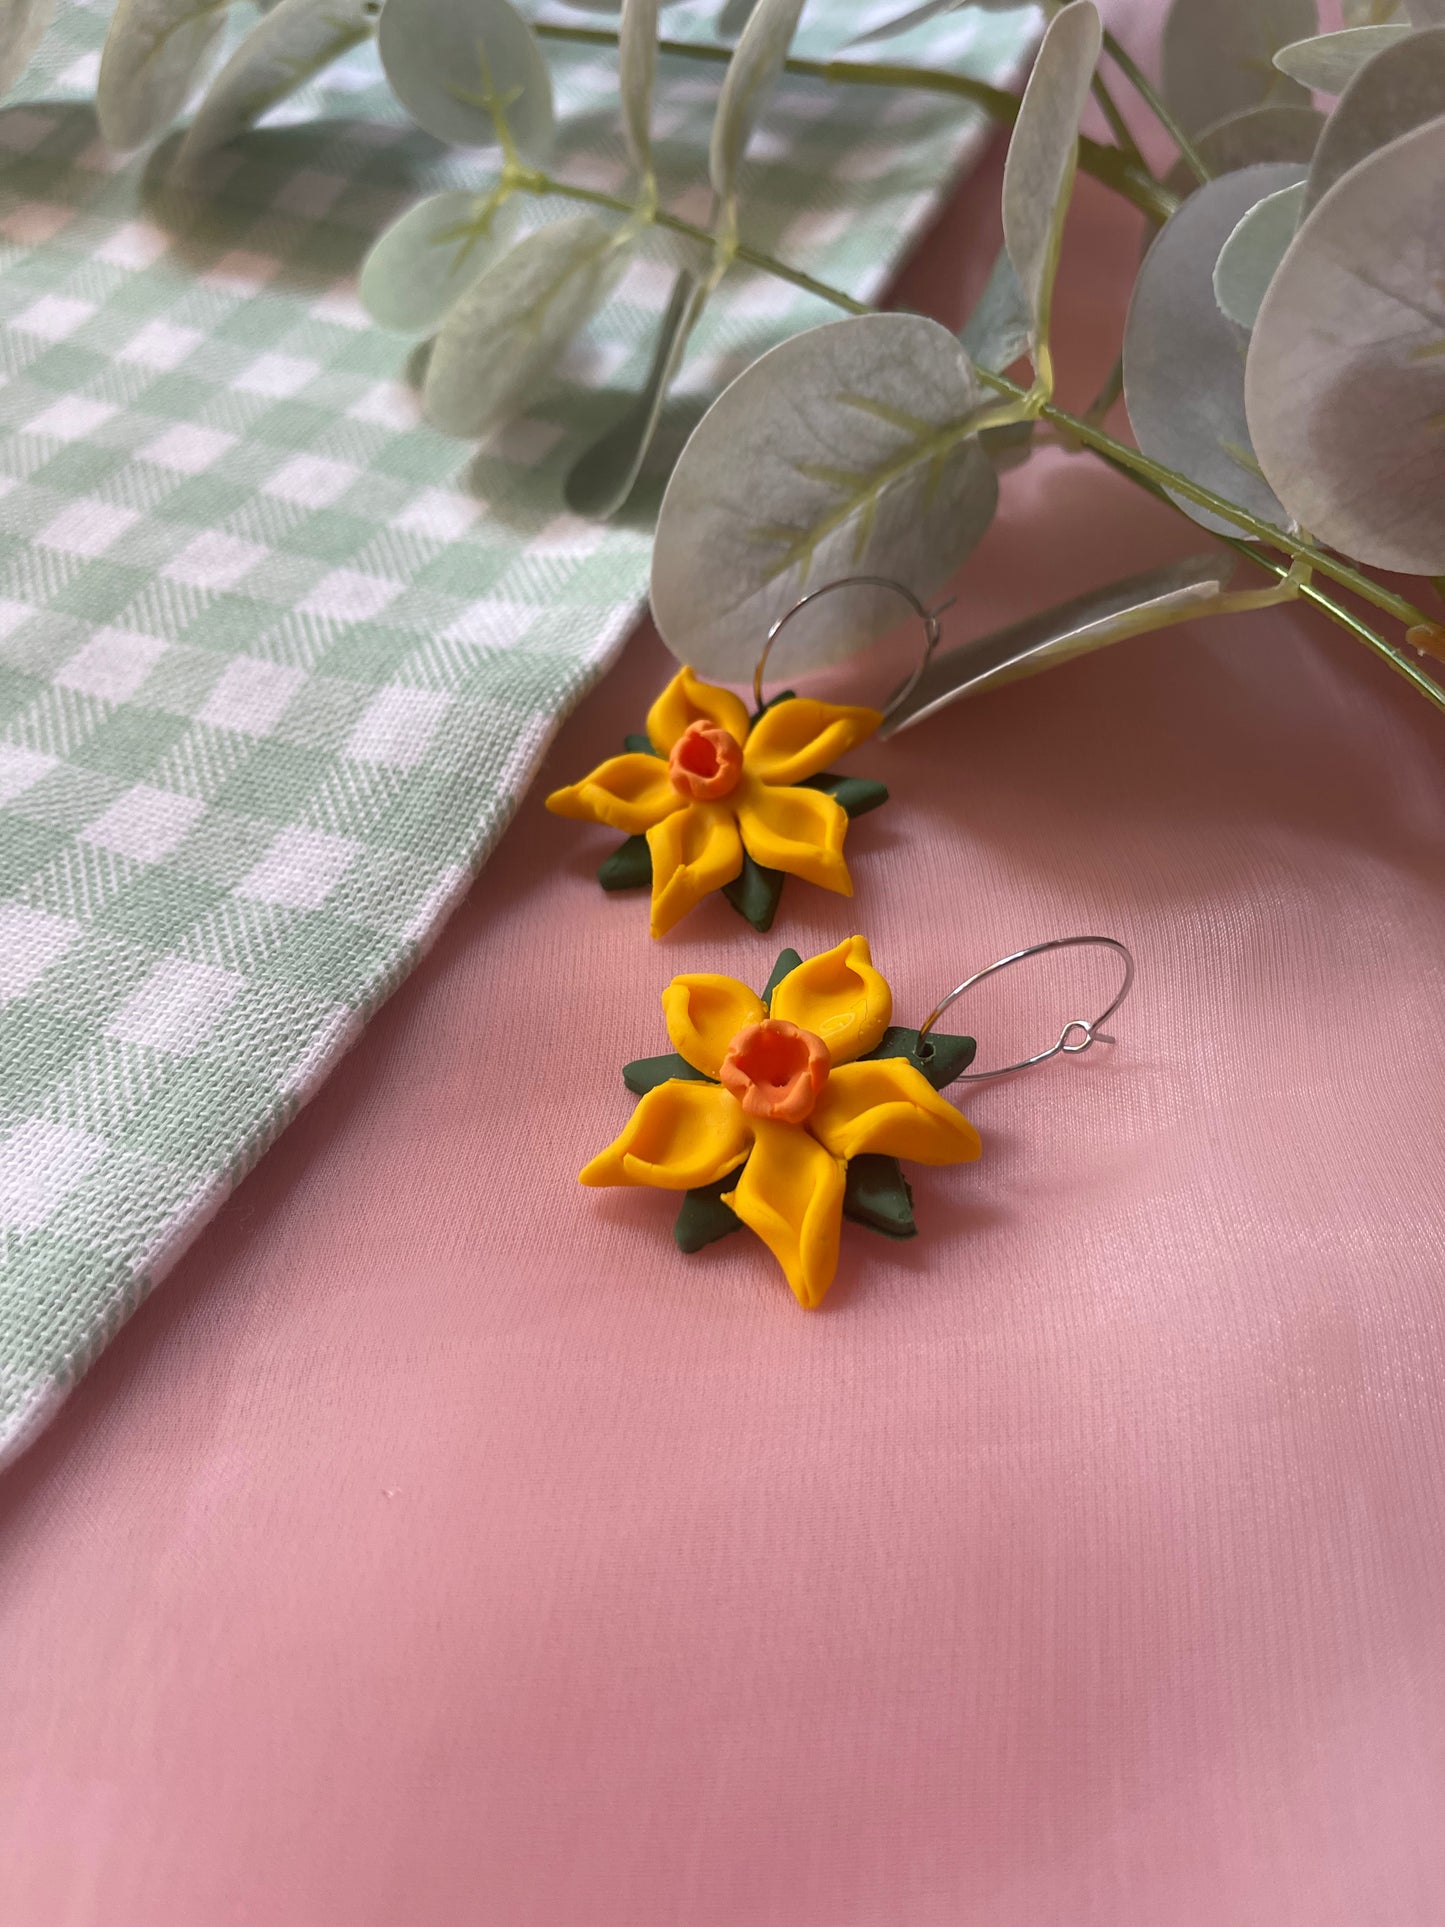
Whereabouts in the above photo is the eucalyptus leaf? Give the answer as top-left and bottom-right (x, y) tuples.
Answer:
(1302, 23), (1445, 213)
(0, 0), (55, 99)
(1123, 163), (1301, 537)
(377, 0), (554, 163)
(178, 0), (379, 168)
(1272, 24), (1411, 92)
(716, 0), (759, 35)
(565, 268), (703, 518)
(1190, 104), (1327, 173)
(959, 246), (1031, 375)
(1245, 115), (1445, 574)
(1212, 179), (1305, 329)
(650, 312), (998, 680)
(423, 214), (633, 439)
(1001, 0), (1102, 370)
(709, 0), (806, 205)
(359, 187), (517, 334)
(1160, 0), (1317, 135)
(619, 0), (660, 178)
(97, 0), (233, 151)
(883, 555), (1234, 731)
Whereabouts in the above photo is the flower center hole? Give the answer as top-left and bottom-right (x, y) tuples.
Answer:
(733, 1026), (809, 1092)
(677, 731), (722, 780)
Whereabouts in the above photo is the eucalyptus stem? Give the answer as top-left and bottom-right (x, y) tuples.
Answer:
(1100, 26), (1209, 183)
(521, 160), (1432, 650)
(512, 168), (871, 314)
(532, 23), (1177, 222)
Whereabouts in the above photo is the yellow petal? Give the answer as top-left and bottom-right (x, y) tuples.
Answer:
(646, 667), (752, 756)
(769, 935), (891, 1064)
(546, 753), (683, 835)
(736, 778), (851, 895)
(723, 1118), (845, 1309)
(809, 1059), (982, 1166)
(646, 801), (743, 937)
(662, 973), (765, 1078)
(742, 697), (881, 786)
(580, 1079), (752, 1191)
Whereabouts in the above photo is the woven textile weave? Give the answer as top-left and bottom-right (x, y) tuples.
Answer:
(0, 0), (1036, 1459)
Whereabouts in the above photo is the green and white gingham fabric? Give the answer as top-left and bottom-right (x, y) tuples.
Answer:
(0, 0), (1037, 1460)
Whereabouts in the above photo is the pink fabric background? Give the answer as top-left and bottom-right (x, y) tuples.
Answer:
(5, 8), (1445, 1919)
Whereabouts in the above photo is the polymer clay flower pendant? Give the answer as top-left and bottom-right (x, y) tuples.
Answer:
(545, 667), (889, 937)
(580, 936), (982, 1308)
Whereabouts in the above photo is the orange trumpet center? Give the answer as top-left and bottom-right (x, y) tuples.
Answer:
(719, 1019), (830, 1125)
(667, 720), (743, 801)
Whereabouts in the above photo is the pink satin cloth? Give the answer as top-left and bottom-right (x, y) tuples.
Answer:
(5, 9), (1445, 1920)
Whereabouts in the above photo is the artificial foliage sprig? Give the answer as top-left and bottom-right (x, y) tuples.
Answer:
(7, 0), (1444, 712)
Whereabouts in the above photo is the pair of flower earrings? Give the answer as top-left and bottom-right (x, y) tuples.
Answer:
(547, 576), (1134, 1310)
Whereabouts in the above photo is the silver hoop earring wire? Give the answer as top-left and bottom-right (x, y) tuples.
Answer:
(917, 936), (1136, 1081)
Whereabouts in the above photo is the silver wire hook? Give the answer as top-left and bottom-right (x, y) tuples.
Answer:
(917, 936), (1136, 1082)
(752, 575), (947, 719)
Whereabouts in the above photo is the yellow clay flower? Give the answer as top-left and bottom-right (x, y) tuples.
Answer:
(581, 937), (982, 1308)
(546, 666), (882, 937)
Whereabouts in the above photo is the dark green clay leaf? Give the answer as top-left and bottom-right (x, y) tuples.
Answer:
(864, 1025), (977, 1090)
(843, 1153), (917, 1240)
(722, 852), (785, 932)
(674, 1173), (745, 1253)
(799, 771), (889, 818)
(623, 1052), (708, 1096)
(761, 948), (803, 1009)
(622, 732), (659, 756)
(597, 835), (652, 891)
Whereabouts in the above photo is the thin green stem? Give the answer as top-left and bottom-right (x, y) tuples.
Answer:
(512, 169), (871, 314)
(1101, 26), (1209, 183)
(532, 23), (1178, 222)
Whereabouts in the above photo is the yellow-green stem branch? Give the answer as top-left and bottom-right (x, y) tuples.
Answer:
(532, 23), (1178, 221)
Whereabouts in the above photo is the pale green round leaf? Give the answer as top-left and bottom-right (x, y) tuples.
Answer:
(1191, 104), (1327, 171)
(0, 0), (56, 99)
(1161, 0), (1317, 135)
(1124, 163), (1301, 536)
(1164, 102), (1325, 199)
(97, 0), (232, 151)
(359, 188), (517, 334)
(1343, 0), (1402, 20)
(565, 269), (703, 519)
(649, 312), (998, 679)
(885, 555), (1234, 730)
(1273, 23), (1412, 91)
(1303, 23), (1445, 212)
(709, 0), (806, 204)
(1246, 115), (1445, 573)
(1212, 179), (1305, 328)
(1001, 0), (1101, 362)
(178, 0), (379, 168)
(959, 246), (1031, 376)
(377, 0), (554, 163)
(422, 214), (632, 439)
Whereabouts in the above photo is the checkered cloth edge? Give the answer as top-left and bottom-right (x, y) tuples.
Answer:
(0, 0), (1038, 1461)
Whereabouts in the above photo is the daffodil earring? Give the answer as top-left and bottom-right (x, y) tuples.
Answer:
(580, 934), (1135, 1309)
(545, 577), (942, 937)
